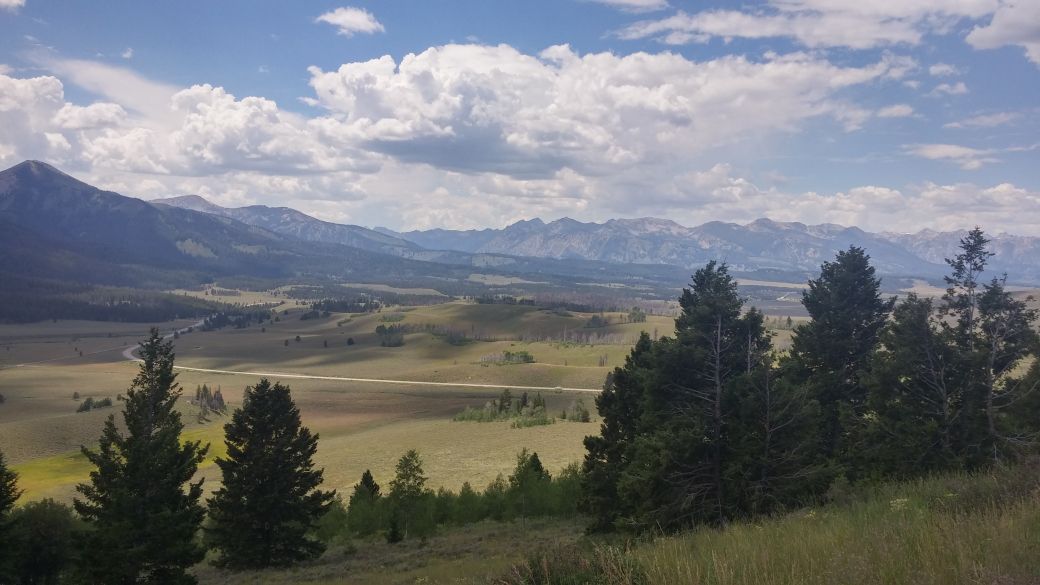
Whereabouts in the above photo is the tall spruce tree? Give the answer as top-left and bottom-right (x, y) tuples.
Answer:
(207, 378), (334, 569)
(387, 450), (433, 539)
(942, 227), (994, 350)
(938, 229), (1039, 463)
(788, 246), (894, 467)
(581, 335), (655, 531)
(1, 448), (22, 580)
(583, 262), (774, 531)
(347, 470), (382, 537)
(509, 449), (552, 524)
(863, 295), (963, 476)
(74, 328), (208, 585)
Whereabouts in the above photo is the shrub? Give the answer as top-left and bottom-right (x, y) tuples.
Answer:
(499, 544), (645, 585)
(8, 499), (82, 585)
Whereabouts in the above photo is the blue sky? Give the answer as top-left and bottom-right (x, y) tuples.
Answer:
(1, 0), (1038, 233)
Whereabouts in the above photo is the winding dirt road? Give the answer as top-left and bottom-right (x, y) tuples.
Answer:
(121, 321), (602, 394)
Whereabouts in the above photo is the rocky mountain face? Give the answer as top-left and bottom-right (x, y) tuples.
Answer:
(153, 195), (422, 258)
(0, 161), (461, 287)
(386, 217), (1040, 284)
(879, 230), (1040, 284)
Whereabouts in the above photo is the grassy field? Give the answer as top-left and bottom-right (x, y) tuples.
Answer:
(0, 299), (813, 505)
(1, 302), (635, 503)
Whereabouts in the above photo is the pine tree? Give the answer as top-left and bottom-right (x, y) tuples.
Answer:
(651, 261), (771, 526)
(387, 450), (432, 539)
(788, 246), (895, 467)
(206, 378), (335, 569)
(864, 295), (962, 476)
(509, 449), (552, 525)
(583, 262), (774, 531)
(938, 229), (1039, 463)
(582, 336), (654, 531)
(1, 448), (22, 579)
(74, 328), (208, 585)
(347, 470), (382, 537)
(942, 227), (994, 350)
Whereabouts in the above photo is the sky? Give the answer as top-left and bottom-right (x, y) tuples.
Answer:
(1, 0), (1038, 234)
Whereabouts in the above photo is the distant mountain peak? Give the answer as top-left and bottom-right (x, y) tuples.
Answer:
(152, 194), (226, 214)
(0, 160), (92, 193)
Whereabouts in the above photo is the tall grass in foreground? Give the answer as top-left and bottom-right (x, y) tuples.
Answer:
(500, 464), (1040, 585)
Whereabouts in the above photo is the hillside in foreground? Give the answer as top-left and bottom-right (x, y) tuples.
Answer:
(187, 463), (1040, 585)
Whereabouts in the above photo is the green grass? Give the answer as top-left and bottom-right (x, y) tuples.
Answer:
(193, 518), (585, 585)
(503, 464), (1040, 585)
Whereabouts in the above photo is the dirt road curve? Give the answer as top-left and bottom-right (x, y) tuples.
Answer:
(120, 320), (602, 394)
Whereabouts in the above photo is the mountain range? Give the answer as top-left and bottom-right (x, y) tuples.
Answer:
(4, 160), (1040, 293)
(380, 217), (1040, 285)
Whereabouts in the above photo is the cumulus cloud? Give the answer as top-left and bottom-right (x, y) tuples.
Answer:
(0, 0), (25, 11)
(315, 7), (385, 37)
(306, 44), (907, 178)
(967, 1), (1040, 66)
(928, 62), (960, 76)
(584, 0), (669, 12)
(944, 111), (1020, 128)
(929, 81), (969, 96)
(906, 143), (998, 169)
(877, 104), (914, 118)
(644, 163), (1040, 236)
(121, 47), (134, 60)
(617, 0), (998, 49)
(53, 102), (127, 129)
(1, 42), (1035, 234)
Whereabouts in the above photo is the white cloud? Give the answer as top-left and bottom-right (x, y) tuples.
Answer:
(944, 111), (1019, 128)
(967, 1), (1040, 66)
(0, 0), (25, 11)
(585, 0), (669, 12)
(906, 143), (997, 169)
(315, 7), (385, 37)
(617, 0), (999, 49)
(121, 47), (134, 60)
(929, 81), (969, 96)
(928, 62), (960, 76)
(33, 56), (181, 126)
(53, 102), (127, 129)
(877, 104), (914, 118)
(1, 44), (1036, 234)
(306, 44), (906, 178)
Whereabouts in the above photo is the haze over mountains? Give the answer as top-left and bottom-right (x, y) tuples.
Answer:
(387, 216), (1040, 285)
(5, 160), (1040, 289)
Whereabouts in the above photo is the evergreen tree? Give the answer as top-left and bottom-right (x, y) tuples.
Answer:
(0, 448), (22, 580)
(509, 449), (552, 523)
(726, 360), (824, 516)
(864, 295), (962, 476)
(648, 261), (771, 527)
(387, 450), (433, 539)
(347, 470), (382, 537)
(788, 246), (894, 467)
(582, 337), (654, 531)
(74, 328), (208, 585)
(942, 227), (993, 350)
(937, 229), (1039, 463)
(206, 378), (335, 569)
(583, 262), (774, 531)
(974, 275), (1039, 461)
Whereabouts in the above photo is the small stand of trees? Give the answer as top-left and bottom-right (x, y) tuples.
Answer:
(581, 228), (1040, 533)
(453, 389), (555, 427)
